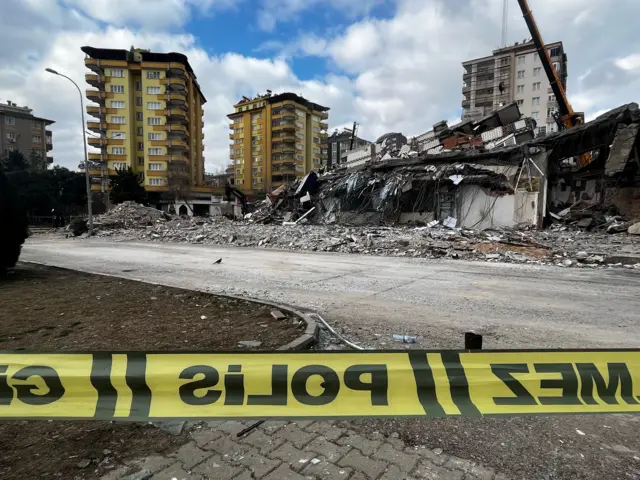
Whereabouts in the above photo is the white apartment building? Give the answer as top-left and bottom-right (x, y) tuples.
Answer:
(462, 40), (568, 136)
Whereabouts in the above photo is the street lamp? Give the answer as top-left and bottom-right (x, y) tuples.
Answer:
(45, 67), (93, 235)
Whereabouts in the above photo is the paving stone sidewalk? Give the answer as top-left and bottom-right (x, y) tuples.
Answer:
(101, 420), (508, 480)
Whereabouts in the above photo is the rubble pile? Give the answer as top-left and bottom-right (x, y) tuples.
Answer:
(94, 201), (170, 229)
(83, 203), (639, 268)
(549, 200), (634, 233)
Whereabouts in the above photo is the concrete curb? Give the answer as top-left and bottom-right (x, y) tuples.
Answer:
(21, 260), (319, 351)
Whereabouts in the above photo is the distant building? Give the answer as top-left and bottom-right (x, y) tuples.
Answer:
(323, 129), (370, 168)
(227, 92), (329, 193)
(0, 100), (54, 169)
(462, 40), (568, 136)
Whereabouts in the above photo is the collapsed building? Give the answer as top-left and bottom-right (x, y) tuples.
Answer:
(251, 102), (640, 231)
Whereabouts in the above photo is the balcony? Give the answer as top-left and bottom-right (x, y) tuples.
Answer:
(161, 77), (187, 89)
(167, 62), (187, 77)
(85, 73), (105, 87)
(161, 92), (187, 105)
(168, 139), (189, 149)
(282, 112), (296, 120)
(85, 89), (113, 105)
(281, 134), (296, 142)
(320, 122), (328, 130)
(46, 156), (54, 164)
(87, 137), (108, 147)
(462, 99), (471, 109)
(84, 57), (103, 73)
(164, 108), (187, 119)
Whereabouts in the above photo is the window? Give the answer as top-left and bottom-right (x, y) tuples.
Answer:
(296, 132), (304, 139)
(236, 169), (243, 175)
(313, 137), (320, 143)
(549, 47), (561, 57)
(313, 147), (321, 154)
(32, 135), (41, 143)
(296, 143), (303, 150)
(147, 86), (161, 94)
(252, 145), (262, 152)
(548, 94), (556, 102)
(531, 112), (539, 120)
(112, 162), (127, 170)
(149, 178), (165, 186)
(547, 107), (558, 117)
(110, 100), (125, 108)
(137, 127), (144, 136)
(149, 163), (163, 171)
(312, 115), (320, 122)
(312, 126), (320, 133)
(111, 147), (126, 155)
(533, 67), (542, 77)
(147, 102), (162, 110)
(296, 109), (305, 118)
(137, 156), (144, 166)
(6, 132), (16, 142)
(252, 156), (262, 163)
(110, 69), (124, 77)
(137, 142), (144, 151)
(5, 116), (15, 125)
(537, 126), (547, 135)
(148, 117), (161, 125)
(111, 116), (126, 124)
(295, 121), (303, 128)
(517, 70), (525, 79)
(148, 148), (163, 156)
(532, 82), (541, 91)
(532, 97), (540, 106)
(517, 55), (526, 65)
(235, 179), (243, 185)
(146, 71), (161, 79)
(110, 85), (124, 93)
(31, 120), (40, 129)
(234, 138), (243, 144)
(552, 62), (560, 72)
(148, 133), (162, 140)
(136, 97), (143, 106)
(134, 112), (142, 121)
(516, 99), (524, 106)
(135, 81), (142, 91)
(112, 132), (126, 139)
(534, 53), (539, 62)
(5, 146), (16, 152)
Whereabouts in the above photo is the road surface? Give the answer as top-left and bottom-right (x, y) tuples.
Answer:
(20, 238), (640, 479)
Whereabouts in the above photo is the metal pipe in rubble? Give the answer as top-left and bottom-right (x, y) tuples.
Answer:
(310, 313), (365, 351)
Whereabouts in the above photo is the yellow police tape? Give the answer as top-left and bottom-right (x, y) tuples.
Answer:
(1, 350), (640, 420)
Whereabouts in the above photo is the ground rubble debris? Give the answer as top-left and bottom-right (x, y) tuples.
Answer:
(62, 202), (640, 269)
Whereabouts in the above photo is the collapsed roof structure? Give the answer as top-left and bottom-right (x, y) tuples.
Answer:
(250, 102), (640, 231)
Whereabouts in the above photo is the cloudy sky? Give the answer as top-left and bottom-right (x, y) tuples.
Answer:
(1, 0), (639, 172)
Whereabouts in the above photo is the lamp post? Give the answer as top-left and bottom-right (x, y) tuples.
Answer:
(45, 67), (93, 235)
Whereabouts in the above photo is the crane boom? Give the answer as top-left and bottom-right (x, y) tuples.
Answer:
(516, 0), (577, 128)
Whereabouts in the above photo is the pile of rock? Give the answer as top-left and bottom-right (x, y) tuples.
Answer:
(94, 201), (170, 229)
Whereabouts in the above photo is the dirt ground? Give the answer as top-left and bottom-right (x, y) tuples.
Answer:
(0, 263), (304, 479)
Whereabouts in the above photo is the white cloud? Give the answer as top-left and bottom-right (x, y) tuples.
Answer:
(615, 53), (640, 71)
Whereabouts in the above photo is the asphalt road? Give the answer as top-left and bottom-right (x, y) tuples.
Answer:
(21, 238), (640, 479)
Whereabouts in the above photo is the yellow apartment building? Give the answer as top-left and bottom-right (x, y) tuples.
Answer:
(82, 46), (206, 197)
(227, 92), (329, 193)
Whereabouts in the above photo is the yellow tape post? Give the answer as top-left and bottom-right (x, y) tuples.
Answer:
(1, 351), (640, 420)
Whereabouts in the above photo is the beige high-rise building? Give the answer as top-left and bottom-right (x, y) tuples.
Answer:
(82, 45), (206, 195)
(227, 92), (329, 193)
(462, 40), (567, 136)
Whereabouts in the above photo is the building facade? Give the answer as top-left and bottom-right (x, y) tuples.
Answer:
(227, 92), (328, 193)
(324, 129), (370, 168)
(462, 40), (568, 136)
(0, 101), (53, 169)
(82, 46), (206, 194)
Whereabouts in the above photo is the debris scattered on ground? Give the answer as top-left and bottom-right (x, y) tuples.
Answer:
(392, 334), (418, 344)
(238, 340), (262, 347)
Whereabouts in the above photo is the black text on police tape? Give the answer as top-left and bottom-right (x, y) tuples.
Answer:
(178, 364), (389, 406)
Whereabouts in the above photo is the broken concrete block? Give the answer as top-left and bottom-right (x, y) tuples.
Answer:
(629, 222), (640, 235)
(238, 340), (262, 347)
(271, 309), (286, 320)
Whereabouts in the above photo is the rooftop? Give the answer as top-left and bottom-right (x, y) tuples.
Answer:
(231, 91), (329, 112)
(81, 46), (206, 103)
(0, 100), (54, 124)
(462, 40), (563, 66)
